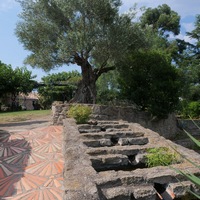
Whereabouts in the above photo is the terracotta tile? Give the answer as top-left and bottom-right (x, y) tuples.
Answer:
(1, 125), (64, 199)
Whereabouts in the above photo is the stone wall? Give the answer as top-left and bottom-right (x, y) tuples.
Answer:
(52, 102), (179, 139)
(62, 118), (200, 200)
(63, 119), (99, 200)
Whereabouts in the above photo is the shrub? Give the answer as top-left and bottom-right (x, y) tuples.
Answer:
(117, 50), (181, 119)
(67, 104), (92, 124)
(145, 147), (179, 168)
(173, 125), (200, 199)
(179, 101), (200, 119)
(188, 101), (200, 118)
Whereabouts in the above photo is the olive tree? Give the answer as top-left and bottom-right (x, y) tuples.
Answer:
(16, 0), (145, 103)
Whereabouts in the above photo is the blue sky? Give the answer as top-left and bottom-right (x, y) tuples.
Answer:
(0, 0), (200, 81)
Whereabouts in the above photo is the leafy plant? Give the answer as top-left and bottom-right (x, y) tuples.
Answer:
(67, 104), (92, 124)
(188, 101), (200, 118)
(117, 50), (181, 119)
(145, 147), (180, 167)
(173, 119), (200, 199)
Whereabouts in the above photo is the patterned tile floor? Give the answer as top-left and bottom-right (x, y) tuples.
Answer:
(0, 126), (63, 199)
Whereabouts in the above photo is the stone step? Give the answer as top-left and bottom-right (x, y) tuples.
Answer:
(91, 153), (148, 172)
(96, 167), (184, 189)
(78, 123), (130, 133)
(81, 131), (145, 140)
(118, 137), (149, 146)
(87, 145), (147, 156)
(90, 154), (129, 171)
(83, 137), (148, 148)
(101, 185), (157, 200)
(101, 124), (129, 130)
(97, 120), (121, 125)
(96, 170), (146, 188)
(83, 139), (112, 147)
(78, 125), (102, 133)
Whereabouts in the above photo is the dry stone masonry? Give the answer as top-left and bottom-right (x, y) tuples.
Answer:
(63, 118), (200, 200)
(53, 102), (178, 139)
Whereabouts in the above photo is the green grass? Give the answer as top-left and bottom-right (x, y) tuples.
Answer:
(0, 110), (51, 123)
(145, 147), (180, 167)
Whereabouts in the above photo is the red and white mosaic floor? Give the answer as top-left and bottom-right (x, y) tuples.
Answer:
(0, 126), (64, 199)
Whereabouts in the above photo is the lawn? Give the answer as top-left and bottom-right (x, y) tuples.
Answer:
(0, 110), (51, 124)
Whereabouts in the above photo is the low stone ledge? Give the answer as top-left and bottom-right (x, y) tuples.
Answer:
(63, 118), (100, 200)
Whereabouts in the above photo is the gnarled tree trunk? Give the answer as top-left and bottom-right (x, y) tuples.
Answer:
(70, 54), (115, 104)
(71, 78), (96, 104)
(70, 54), (97, 104)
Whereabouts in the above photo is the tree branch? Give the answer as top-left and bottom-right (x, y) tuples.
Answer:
(95, 66), (115, 78)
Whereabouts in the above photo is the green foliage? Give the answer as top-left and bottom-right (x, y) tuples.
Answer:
(188, 101), (200, 118)
(179, 101), (200, 118)
(16, 0), (146, 103)
(16, 0), (144, 70)
(140, 4), (180, 36)
(67, 104), (92, 124)
(145, 147), (179, 168)
(176, 15), (200, 104)
(96, 71), (120, 104)
(173, 124), (200, 199)
(0, 61), (36, 110)
(117, 50), (181, 118)
(38, 71), (81, 109)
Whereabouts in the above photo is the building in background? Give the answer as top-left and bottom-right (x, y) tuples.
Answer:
(0, 92), (40, 111)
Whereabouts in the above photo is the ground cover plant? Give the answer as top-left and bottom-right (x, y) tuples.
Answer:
(145, 147), (180, 168)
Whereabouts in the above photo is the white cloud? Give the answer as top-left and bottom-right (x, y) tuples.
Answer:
(176, 33), (196, 44)
(0, 0), (17, 11)
(182, 23), (195, 33)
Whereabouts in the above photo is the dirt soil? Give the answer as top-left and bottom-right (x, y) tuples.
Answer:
(0, 115), (52, 133)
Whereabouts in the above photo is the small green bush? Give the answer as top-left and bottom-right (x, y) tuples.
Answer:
(145, 147), (179, 168)
(179, 100), (200, 118)
(188, 101), (200, 118)
(67, 104), (92, 124)
(174, 127), (200, 199)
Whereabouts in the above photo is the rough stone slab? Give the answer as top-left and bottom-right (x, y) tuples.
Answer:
(131, 185), (157, 200)
(118, 137), (149, 146)
(170, 181), (191, 198)
(106, 128), (131, 132)
(78, 126), (102, 133)
(101, 185), (156, 200)
(96, 170), (146, 188)
(97, 121), (120, 125)
(91, 154), (129, 170)
(86, 145), (146, 156)
(101, 186), (131, 200)
(101, 124), (129, 130)
(81, 131), (145, 140)
(83, 137), (148, 148)
(83, 139), (112, 147)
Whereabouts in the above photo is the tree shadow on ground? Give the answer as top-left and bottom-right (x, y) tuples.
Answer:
(0, 130), (32, 198)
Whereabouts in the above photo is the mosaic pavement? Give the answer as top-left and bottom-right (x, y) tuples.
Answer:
(0, 126), (63, 199)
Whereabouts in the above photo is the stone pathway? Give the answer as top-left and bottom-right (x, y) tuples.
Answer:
(0, 121), (63, 199)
